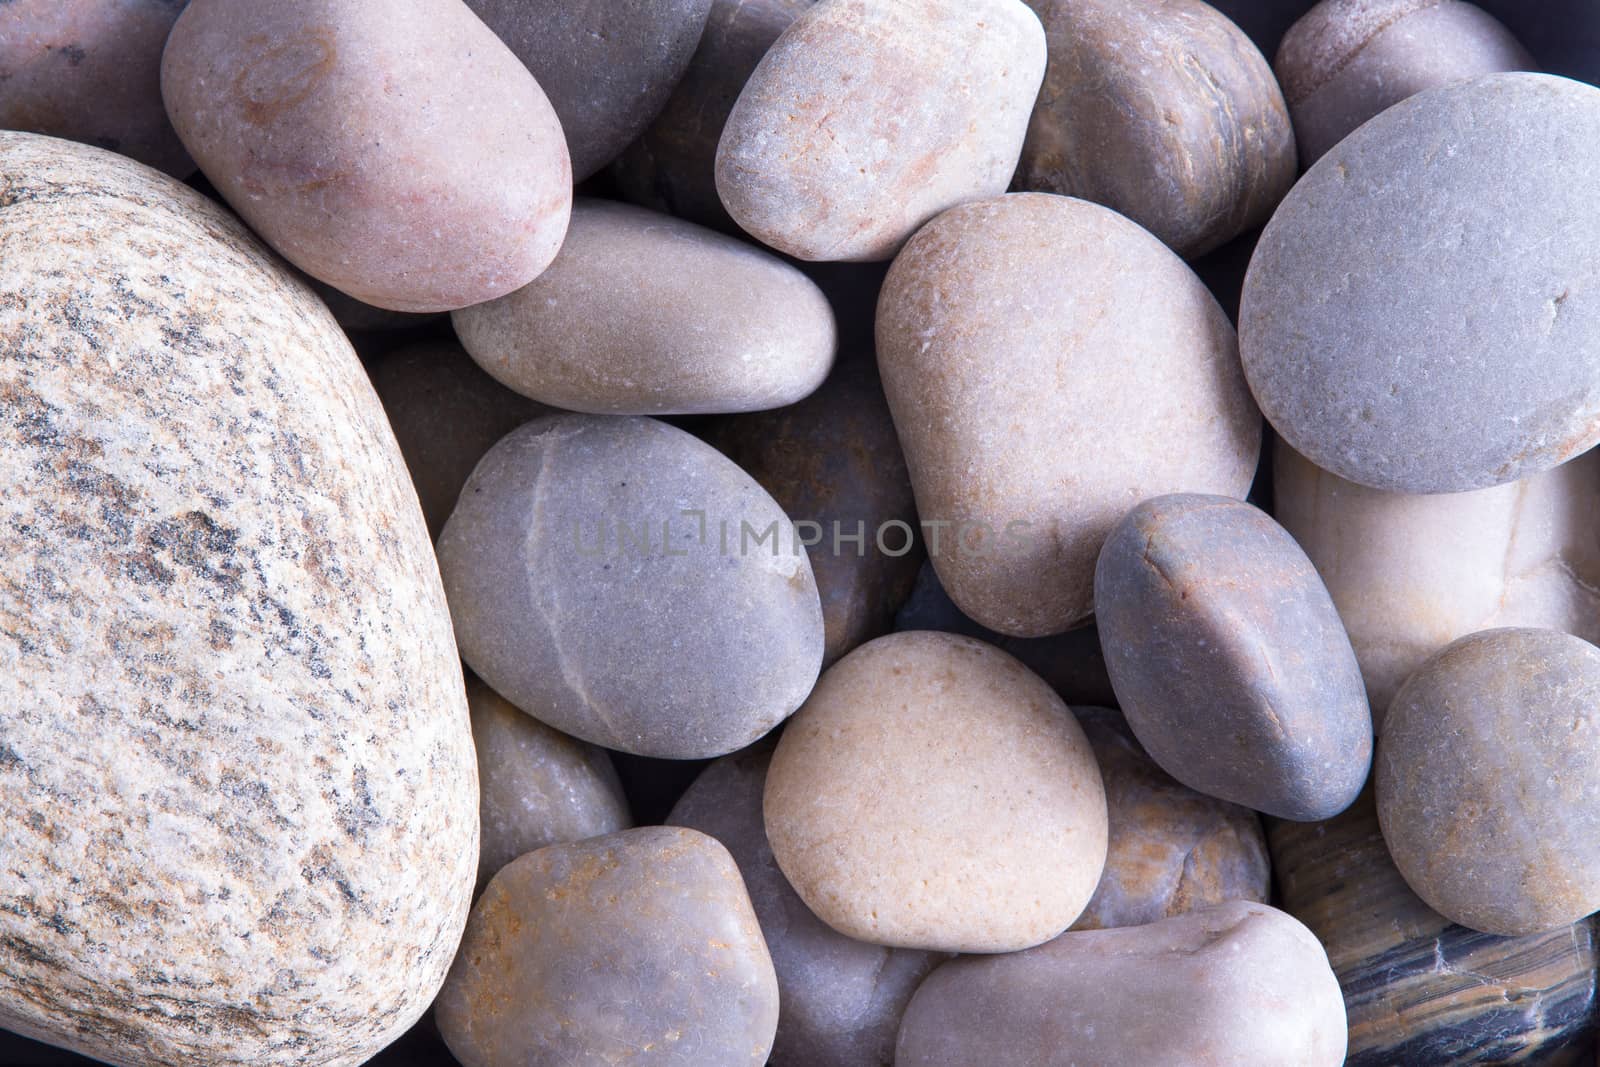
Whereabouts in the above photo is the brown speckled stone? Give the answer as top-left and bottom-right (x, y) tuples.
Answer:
(161, 0), (572, 313)
(0, 132), (478, 1067)
(435, 827), (779, 1067)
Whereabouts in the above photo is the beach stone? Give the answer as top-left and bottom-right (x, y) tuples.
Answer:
(877, 193), (1260, 637)
(369, 341), (552, 538)
(895, 901), (1348, 1066)
(465, 0), (713, 180)
(435, 827), (779, 1067)
(1240, 72), (1600, 494)
(1378, 628), (1600, 936)
(1277, 0), (1534, 164)
(765, 631), (1107, 953)
(1275, 440), (1600, 722)
(715, 0), (1047, 261)
(1072, 707), (1270, 931)
(161, 0), (572, 312)
(0, 132), (477, 1066)
(612, 0), (816, 232)
(437, 414), (824, 759)
(468, 677), (630, 892)
(1271, 788), (1600, 1065)
(1016, 0), (1296, 258)
(0, 1), (193, 176)
(669, 744), (940, 1066)
(1095, 494), (1372, 820)
(452, 199), (836, 416)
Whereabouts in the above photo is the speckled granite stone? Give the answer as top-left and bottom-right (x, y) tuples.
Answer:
(0, 132), (478, 1067)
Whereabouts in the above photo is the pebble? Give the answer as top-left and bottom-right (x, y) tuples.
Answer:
(161, 0), (572, 312)
(877, 193), (1261, 637)
(715, 0), (1048, 261)
(1017, 0), (1297, 258)
(0, 132), (477, 1066)
(764, 631), (1108, 953)
(435, 827), (779, 1067)
(436, 414), (825, 759)
(1240, 72), (1600, 493)
(1378, 627), (1600, 935)
(1095, 494), (1373, 820)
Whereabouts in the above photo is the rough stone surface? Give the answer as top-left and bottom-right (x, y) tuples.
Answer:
(895, 901), (1348, 1066)
(1017, 0), (1297, 258)
(1072, 707), (1270, 931)
(1274, 440), (1600, 721)
(452, 199), (836, 416)
(1277, 0), (1534, 163)
(437, 414), (824, 759)
(1095, 494), (1373, 820)
(161, 0), (572, 312)
(715, 0), (1047, 261)
(1241, 73), (1600, 494)
(669, 744), (939, 1067)
(0, 132), (478, 1067)
(0, 1), (194, 176)
(468, 676), (630, 892)
(435, 827), (779, 1067)
(1378, 628), (1600, 936)
(877, 193), (1261, 637)
(464, 0), (713, 180)
(765, 631), (1108, 953)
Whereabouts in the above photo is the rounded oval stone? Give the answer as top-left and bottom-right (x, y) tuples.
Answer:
(452, 199), (836, 416)
(669, 743), (940, 1067)
(1095, 494), (1373, 820)
(161, 0), (572, 312)
(1016, 0), (1297, 258)
(0, 132), (477, 1066)
(1241, 73), (1600, 493)
(1277, 0), (1533, 164)
(435, 826), (779, 1067)
(715, 0), (1048, 261)
(437, 414), (825, 758)
(1378, 628), (1600, 936)
(895, 901), (1348, 1066)
(765, 631), (1108, 953)
(877, 193), (1261, 637)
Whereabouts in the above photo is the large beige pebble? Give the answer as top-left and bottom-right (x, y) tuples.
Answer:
(452, 200), (836, 415)
(876, 193), (1261, 636)
(765, 631), (1108, 953)
(715, 0), (1047, 261)
(160, 0), (572, 312)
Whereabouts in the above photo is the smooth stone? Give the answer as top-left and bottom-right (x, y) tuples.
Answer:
(435, 827), (779, 1067)
(765, 631), (1108, 953)
(1095, 494), (1373, 820)
(1072, 707), (1270, 931)
(612, 0), (816, 233)
(468, 676), (631, 892)
(0, 132), (477, 1066)
(1378, 628), (1600, 936)
(1240, 72), (1600, 494)
(895, 901), (1348, 1066)
(1277, 0), (1534, 164)
(1271, 787), (1600, 1066)
(161, 0), (572, 312)
(877, 193), (1261, 637)
(0, 1), (193, 176)
(452, 199), (836, 416)
(715, 0), (1047, 261)
(437, 414), (825, 759)
(1016, 0), (1296, 258)
(369, 341), (552, 538)
(1274, 439), (1600, 721)
(669, 744), (940, 1066)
